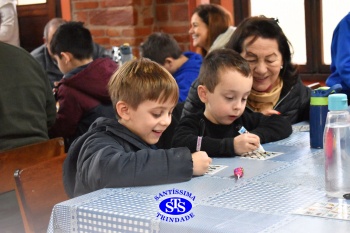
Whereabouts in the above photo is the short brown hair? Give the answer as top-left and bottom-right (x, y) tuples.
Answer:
(108, 58), (179, 118)
(140, 32), (182, 65)
(198, 48), (251, 92)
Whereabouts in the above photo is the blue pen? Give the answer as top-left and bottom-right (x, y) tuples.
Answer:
(238, 126), (265, 152)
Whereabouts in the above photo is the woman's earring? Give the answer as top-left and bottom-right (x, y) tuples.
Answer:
(280, 65), (283, 69)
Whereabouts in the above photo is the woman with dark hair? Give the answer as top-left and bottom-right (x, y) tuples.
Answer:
(225, 16), (310, 123)
(183, 16), (310, 124)
(189, 4), (235, 57)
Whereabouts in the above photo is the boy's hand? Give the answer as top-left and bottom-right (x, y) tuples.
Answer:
(234, 133), (261, 155)
(192, 151), (211, 176)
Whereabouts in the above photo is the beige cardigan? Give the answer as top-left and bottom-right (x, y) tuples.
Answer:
(0, 0), (20, 47)
(208, 26), (236, 54)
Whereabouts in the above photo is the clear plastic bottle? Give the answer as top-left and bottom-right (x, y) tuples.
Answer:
(323, 93), (350, 198)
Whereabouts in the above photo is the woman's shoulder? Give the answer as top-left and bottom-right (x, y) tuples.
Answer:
(209, 26), (236, 53)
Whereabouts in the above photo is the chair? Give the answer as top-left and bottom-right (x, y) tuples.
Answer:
(14, 154), (69, 233)
(0, 137), (65, 194)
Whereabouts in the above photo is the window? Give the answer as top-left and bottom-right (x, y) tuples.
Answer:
(250, 0), (306, 65)
(17, 0), (46, 6)
(234, 0), (350, 83)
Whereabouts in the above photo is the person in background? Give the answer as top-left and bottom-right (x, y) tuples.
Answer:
(63, 58), (211, 197)
(172, 49), (292, 157)
(326, 12), (350, 100)
(141, 32), (202, 103)
(48, 21), (118, 150)
(0, 0), (20, 46)
(189, 3), (235, 57)
(183, 3), (235, 117)
(0, 41), (56, 151)
(226, 16), (311, 124)
(183, 16), (311, 124)
(31, 18), (108, 88)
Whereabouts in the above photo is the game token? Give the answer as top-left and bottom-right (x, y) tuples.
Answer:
(234, 167), (244, 179)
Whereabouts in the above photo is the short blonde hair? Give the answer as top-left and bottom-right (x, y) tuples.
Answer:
(108, 58), (179, 118)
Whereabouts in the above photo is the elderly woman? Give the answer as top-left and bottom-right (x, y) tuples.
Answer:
(226, 16), (310, 123)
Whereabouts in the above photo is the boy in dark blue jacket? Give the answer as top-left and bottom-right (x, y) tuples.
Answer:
(64, 58), (211, 197)
(141, 32), (202, 102)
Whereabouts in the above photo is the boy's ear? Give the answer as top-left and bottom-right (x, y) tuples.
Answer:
(116, 101), (131, 120)
(163, 57), (174, 71)
(60, 52), (73, 64)
(197, 85), (208, 103)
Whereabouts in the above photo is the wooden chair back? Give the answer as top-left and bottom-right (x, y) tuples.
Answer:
(0, 137), (65, 194)
(14, 154), (69, 233)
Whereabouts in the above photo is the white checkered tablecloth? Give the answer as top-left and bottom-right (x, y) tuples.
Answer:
(47, 125), (350, 233)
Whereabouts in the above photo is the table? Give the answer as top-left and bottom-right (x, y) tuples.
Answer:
(47, 123), (350, 233)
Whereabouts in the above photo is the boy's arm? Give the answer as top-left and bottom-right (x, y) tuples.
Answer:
(49, 87), (83, 138)
(242, 111), (292, 143)
(332, 16), (350, 88)
(77, 133), (194, 191)
(172, 114), (235, 157)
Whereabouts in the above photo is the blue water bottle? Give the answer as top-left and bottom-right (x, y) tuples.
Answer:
(309, 84), (342, 148)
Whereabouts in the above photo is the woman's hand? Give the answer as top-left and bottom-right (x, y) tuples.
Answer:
(261, 109), (280, 116)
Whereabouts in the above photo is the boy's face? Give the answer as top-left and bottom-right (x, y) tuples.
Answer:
(199, 69), (252, 125)
(119, 99), (175, 145)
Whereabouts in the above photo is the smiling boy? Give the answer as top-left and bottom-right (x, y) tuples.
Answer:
(64, 58), (212, 197)
(172, 49), (292, 157)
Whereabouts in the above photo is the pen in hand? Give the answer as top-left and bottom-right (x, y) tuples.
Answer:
(238, 126), (265, 152)
(196, 119), (205, 151)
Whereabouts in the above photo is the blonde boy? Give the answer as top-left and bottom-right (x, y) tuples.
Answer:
(64, 58), (211, 197)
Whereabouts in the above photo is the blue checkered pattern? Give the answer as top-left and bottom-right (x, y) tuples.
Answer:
(47, 123), (350, 233)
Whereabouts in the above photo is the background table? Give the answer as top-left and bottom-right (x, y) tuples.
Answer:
(47, 124), (350, 233)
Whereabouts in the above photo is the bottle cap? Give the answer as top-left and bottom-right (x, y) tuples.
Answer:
(310, 84), (342, 106)
(120, 43), (132, 55)
(328, 93), (348, 111)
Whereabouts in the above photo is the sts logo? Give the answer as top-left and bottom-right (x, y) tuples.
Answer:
(154, 189), (195, 222)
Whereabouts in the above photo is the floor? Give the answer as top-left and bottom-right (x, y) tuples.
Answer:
(0, 191), (25, 233)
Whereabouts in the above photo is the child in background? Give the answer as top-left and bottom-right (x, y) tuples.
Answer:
(172, 49), (292, 157)
(48, 21), (118, 150)
(140, 32), (202, 102)
(64, 58), (212, 197)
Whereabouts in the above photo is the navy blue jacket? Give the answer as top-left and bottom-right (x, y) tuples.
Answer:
(173, 52), (202, 102)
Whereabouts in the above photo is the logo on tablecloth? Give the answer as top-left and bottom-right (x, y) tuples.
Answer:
(154, 188), (195, 222)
